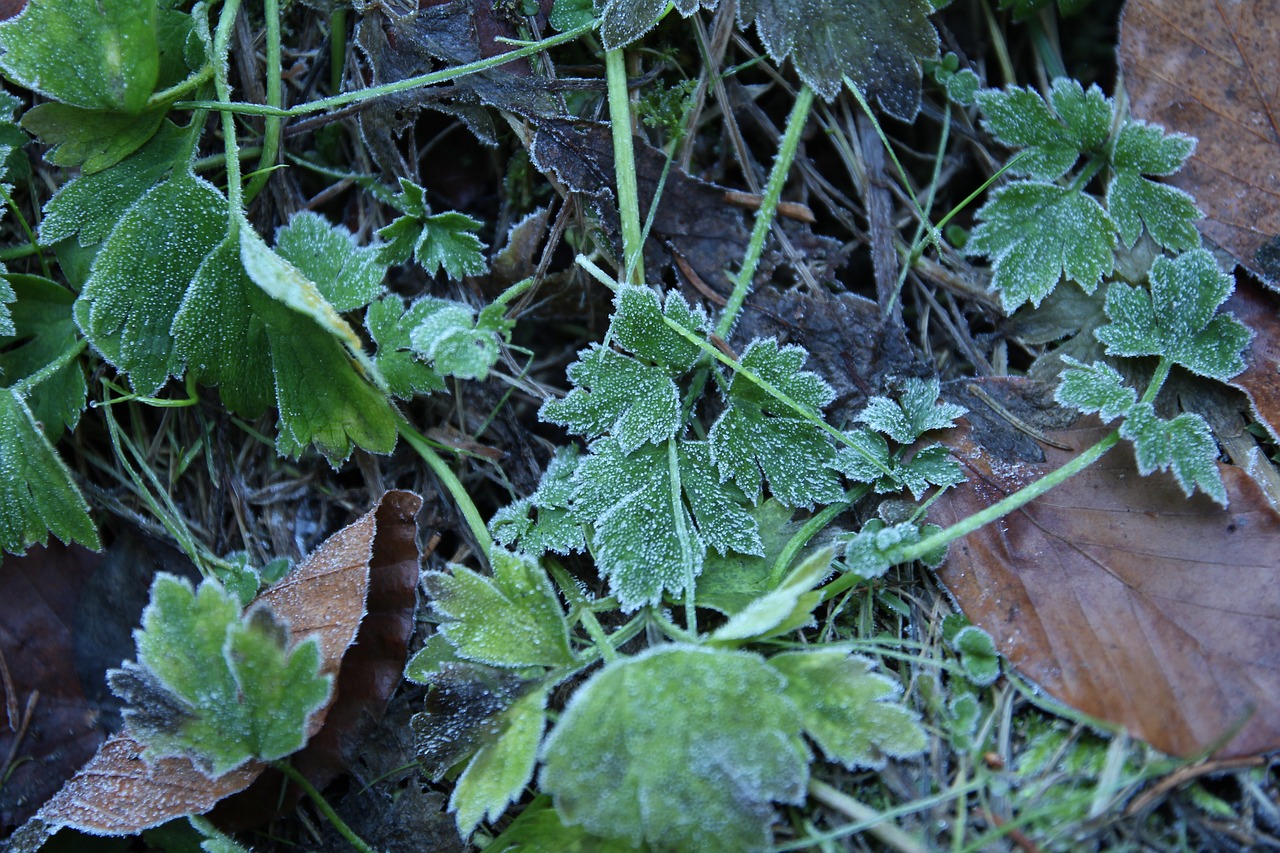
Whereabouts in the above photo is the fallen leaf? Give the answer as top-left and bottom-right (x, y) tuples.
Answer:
(1223, 277), (1280, 440)
(19, 490), (422, 840)
(1119, 0), (1280, 285)
(931, 392), (1280, 759)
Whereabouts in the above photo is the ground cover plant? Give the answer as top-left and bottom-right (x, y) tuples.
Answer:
(0, 0), (1279, 850)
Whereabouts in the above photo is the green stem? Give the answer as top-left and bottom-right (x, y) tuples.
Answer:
(147, 64), (215, 109)
(666, 439), (697, 634)
(547, 560), (618, 664)
(395, 414), (494, 557)
(212, 0), (246, 223)
(244, 0), (283, 204)
(329, 8), (347, 96)
(273, 760), (377, 853)
(175, 21), (597, 118)
(12, 340), (86, 395)
(606, 48), (644, 284)
(717, 84), (813, 337)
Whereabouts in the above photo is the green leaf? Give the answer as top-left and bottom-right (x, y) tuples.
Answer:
(407, 297), (506, 381)
(548, 0), (595, 31)
(845, 519), (944, 578)
(541, 345), (681, 453)
(976, 79), (1111, 180)
(39, 119), (188, 248)
(735, 0), (938, 113)
(968, 181), (1116, 310)
(709, 339), (842, 507)
(273, 211), (386, 311)
(1096, 250), (1250, 381)
(1107, 121), (1200, 250)
(611, 284), (707, 372)
(423, 549), (575, 668)
(0, 387), (98, 555)
(488, 797), (642, 853)
(452, 686), (549, 836)
(950, 625), (1001, 686)
(858, 377), (966, 444)
(709, 546), (832, 643)
(1119, 403), (1226, 506)
(768, 650), (927, 768)
(490, 445), (586, 556)
(1053, 357), (1136, 422)
(365, 295), (446, 399)
(75, 169), (227, 394)
(0, 275), (87, 436)
(377, 186), (487, 280)
(678, 440), (764, 556)
(0, 0), (159, 112)
(108, 575), (332, 777)
(411, 661), (535, 776)
(539, 646), (810, 853)
(21, 102), (167, 174)
(696, 500), (807, 616)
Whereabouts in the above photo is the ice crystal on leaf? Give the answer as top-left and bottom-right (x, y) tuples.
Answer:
(377, 178), (487, 279)
(976, 79), (1111, 181)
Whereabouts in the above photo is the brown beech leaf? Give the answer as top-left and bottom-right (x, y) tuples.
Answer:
(20, 490), (422, 841)
(1119, 0), (1280, 285)
(1223, 277), (1280, 440)
(932, 412), (1280, 759)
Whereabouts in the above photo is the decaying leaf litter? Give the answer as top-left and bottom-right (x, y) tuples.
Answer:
(1, 0), (1279, 850)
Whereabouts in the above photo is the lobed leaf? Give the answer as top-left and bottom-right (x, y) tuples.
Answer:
(407, 297), (506, 381)
(411, 661), (534, 777)
(273, 211), (386, 312)
(21, 103), (167, 174)
(451, 686), (549, 836)
(976, 79), (1111, 181)
(968, 181), (1115, 310)
(365, 295), (447, 399)
(490, 446), (587, 557)
(1107, 121), (1200, 250)
(611, 284), (707, 372)
(539, 646), (810, 853)
(709, 547), (832, 642)
(0, 275), (87, 436)
(0, 387), (98, 556)
(1119, 403), (1226, 506)
(1053, 358), (1136, 422)
(767, 650), (926, 768)
(858, 377), (966, 444)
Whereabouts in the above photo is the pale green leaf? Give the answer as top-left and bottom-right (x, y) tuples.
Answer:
(0, 0), (159, 112)
(378, 205), (487, 280)
(976, 79), (1111, 180)
(108, 575), (332, 777)
(678, 440), (764, 556)
(21, 102), (166, 174)
(1107, 121), (1199, 250)
(1053, 357), (1136, 422)
(858, 377), (966, 444)
(968, 181), (1115, 310)
(709, 546), (832, 642)
(273, 211), (386, 311)
(452, 686), (548, 835)
(611, 284), (707, 372)
(1119, 403), (1226, 506)
(696, 500), (807, 616)
(0, 274), (87, 435)
(845, 519), (944, 578)
(423, 549), (575, 668)
(487, 798), (642, 852)
(951, 625), (1000, 686)
(768, 650), (926, 768)
(539, 646), (810, 853)
(541, 345), (680, 453)
(490, 445), (586, 556)
(75, 169), (226, 394)
(407, 297), (505, 381)
(411, 662), (534, 777)
(0, 387), (98, 555)
(365, 295), (446, 399)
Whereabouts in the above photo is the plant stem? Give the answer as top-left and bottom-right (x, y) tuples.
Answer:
(273, 760), (377, 853)
(329, 8), (347, 96)
(176, 21), (597, 118)
(12, 339), (86, 395)
(807, 780), (930, 853)
(243, 0), (282, 204)
(395, 413), (494, 559)
(717, 84), (813, 337)
(548, 560), (618, 664)
(606, 48), (644, 284)
(212, 0), (246, 223)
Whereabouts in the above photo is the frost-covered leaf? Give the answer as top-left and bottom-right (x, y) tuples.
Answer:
(173, 233), (274, 417)
(377, 179), (487, 279)
(452, 686), (548, 836)
(0, 387), (98, 556)
(709, 546), (831, 642)
(365, 295), (446, 399)
(844, 519), (944, 578)
(1119, 403), (1226, 506)
(0, 0), (159, 112)
(1053, 357), (1136, 422)
(767, 650), (926, 768)
(735, 0), (938, 113)
(75, 169), (226, 394)
(696, 500), (807, 616)
(107, 575), (332, 778)
(710, 339), (841, 506)
(1096, 249), (1249, 382)
(39, 119), (188, 248)
(1107, 121), (1200, 250)
(423, 549), (574, 668)
(410, 661), (534, 776)
(539, 646), (810, 853)
(611, 284), (707, 372)
(407, 296), (507, 381)
(490, 445), (586, 556)
(678, 440), (764, 557)
(859, 377), (966, 444)
(571, 437), (703, 609)
(21, 102), (167, 173)
(950, 625), (1001, 686)
(541, 345), (681, 453)
(0, 274), (87, 436)
(968, 181), (1116, 310)
(976, 79), (1112, 181)
(274, 211), (386, 311)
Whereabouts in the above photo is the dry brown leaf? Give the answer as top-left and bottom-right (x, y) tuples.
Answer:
(1119, 0), (1280, 284)
(1224, 278), (1280, 439)
(932, 415), (1280, 759)
(19, 490), (422, 842)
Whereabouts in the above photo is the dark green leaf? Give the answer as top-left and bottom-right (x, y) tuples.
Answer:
(0, 274), (86, 435)
(365, 295), (446, 399)
(21, 102), (167, 173)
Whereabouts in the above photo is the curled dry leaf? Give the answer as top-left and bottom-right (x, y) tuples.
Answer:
(932, 399), (1280, 759)
(1119, 0), (1280, 285)
(18, 490), (422, 841)
(1223, 278), (1280, 440)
